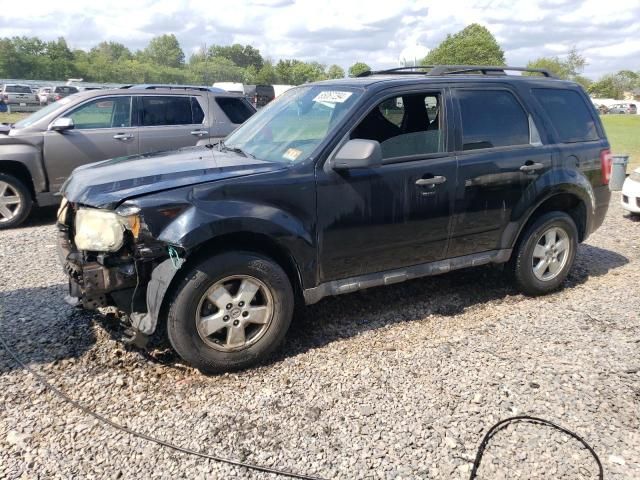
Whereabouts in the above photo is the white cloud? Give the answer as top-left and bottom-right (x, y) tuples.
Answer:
(0, 0), (638, 78)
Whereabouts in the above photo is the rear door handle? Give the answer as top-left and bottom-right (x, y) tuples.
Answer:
(519, 162), (544, 172)
(416, 176), (447, 186)
(113, 133), (134, 141)
(190, 130), (208, 137)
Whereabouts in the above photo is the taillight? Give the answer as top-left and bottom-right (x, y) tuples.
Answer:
(600, 149), (613, 185)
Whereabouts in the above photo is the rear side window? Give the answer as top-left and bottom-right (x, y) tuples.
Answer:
(458, 90), (529, 150)
(532, 89), (598, 143)
(140, 96), (195, 126)
(216, 97), (255, 124)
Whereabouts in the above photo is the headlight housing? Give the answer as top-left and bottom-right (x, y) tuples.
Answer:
(74, 208), (139, 252)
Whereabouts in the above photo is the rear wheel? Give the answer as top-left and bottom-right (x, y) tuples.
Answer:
(511, 212), (578, 296)
(167, 251), (294, 374)
(0, 173), (32, 229)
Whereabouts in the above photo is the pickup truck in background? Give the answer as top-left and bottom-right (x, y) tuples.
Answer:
(1, 84), (38, 106)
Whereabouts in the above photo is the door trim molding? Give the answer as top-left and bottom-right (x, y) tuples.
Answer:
(303, 248), (512, 304)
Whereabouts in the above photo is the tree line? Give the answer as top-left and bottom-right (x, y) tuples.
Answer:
(421, 24), (640, 99)
(1, 27), (638, 98)
(0, 35), (351, 85)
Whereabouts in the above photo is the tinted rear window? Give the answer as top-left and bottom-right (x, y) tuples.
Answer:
(532, 89), (598, 143)
(216, 97), (255, 124)
(5, 85), (32, 93)
(140, 96), (195, 126)
(458, 89), (530, 150)
(54, 86), (78, 94)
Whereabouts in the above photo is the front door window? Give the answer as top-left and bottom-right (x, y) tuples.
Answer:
(67, 96), (132, 129)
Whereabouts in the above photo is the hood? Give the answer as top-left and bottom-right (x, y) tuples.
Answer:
(63, 145), (286, 208)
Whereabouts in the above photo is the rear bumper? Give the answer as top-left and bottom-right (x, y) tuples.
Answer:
(588, 185), (611, 237)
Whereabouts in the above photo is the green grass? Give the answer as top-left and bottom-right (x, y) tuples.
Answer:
(601, 115), (640, 171)
(0, 112), (29, 124)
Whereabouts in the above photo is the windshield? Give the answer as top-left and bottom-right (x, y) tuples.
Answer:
(224, 85), (363, 163)
(13, 96), (74, 128)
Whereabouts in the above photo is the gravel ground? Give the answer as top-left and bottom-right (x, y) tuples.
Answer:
(1, 195), (639, 480)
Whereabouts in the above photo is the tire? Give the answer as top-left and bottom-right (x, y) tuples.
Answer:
(511, 211), (578, 296)
(167, 251), (294, 374)
(0, 173), (33, 229)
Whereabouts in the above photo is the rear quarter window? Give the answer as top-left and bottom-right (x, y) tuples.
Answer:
(532, 88), (599, 143)
(215, 97), (255, 124)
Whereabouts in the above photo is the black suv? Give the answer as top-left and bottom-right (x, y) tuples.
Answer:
(57, 65), (612, 373)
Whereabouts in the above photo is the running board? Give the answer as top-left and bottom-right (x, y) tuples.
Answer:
(303, 249), (512, 305)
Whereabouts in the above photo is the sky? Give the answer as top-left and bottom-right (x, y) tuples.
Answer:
(1, 0), (639, 79)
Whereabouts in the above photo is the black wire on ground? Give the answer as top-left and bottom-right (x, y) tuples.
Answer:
(1, 316), (604, 480)
(469, 415), (603, 480)
(0, 329), (326, 480)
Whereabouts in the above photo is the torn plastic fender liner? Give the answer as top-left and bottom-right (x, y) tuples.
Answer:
(130, 258), (180, 335)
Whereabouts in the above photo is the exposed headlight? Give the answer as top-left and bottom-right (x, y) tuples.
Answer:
(74, 208), (139, 252)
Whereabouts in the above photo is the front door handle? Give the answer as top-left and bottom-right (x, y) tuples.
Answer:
(416, 176), (447, 186)
(520, 162), (544, 172)
(190, 130), (208, 137)
(113, 133), (134, 141)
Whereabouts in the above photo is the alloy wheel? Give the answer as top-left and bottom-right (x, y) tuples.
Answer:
(531, 226), (571, 281)
(196, 275), (274, 352)
(0, 181), (21, 224)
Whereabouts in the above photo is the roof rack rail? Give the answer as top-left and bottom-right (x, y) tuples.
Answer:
(356, 65), (557, 79)
(355, 66), (433, 77)
(119, 84), (226, 92)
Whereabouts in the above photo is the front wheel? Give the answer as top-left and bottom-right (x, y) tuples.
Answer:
(0, 173), (33, 229)
(167, 252), (294, 374)
(511, 212), (578, 296)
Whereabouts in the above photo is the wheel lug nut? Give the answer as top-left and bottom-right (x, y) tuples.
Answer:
(238, 301), (245, 307)
(223, 315), (229, 321)
(242, 311), (248, 317)
(226, 303), (232, 310)
(233, 320), (240, 326)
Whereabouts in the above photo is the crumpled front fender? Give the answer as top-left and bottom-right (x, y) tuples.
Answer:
(130, 259), (178, 335)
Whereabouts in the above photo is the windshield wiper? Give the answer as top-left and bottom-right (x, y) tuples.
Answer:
(218, 140), (255, 159)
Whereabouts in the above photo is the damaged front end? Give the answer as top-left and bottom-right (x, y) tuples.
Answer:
(57, 199), (183, 347)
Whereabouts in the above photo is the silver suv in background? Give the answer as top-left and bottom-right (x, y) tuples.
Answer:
(37, 87), (53, 105)
(42, 85), (80, 105)
(1, 84), (38, 106)
(0, 87), (256, 228)
(608, 103), (637, 114)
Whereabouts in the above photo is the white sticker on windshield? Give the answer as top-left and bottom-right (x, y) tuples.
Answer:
(283, 148), (302, 161)
(313, 91), (353, 103)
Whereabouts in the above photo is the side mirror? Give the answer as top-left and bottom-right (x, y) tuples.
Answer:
(333, 139), (382, 170)
(49, 117), (74, 132)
